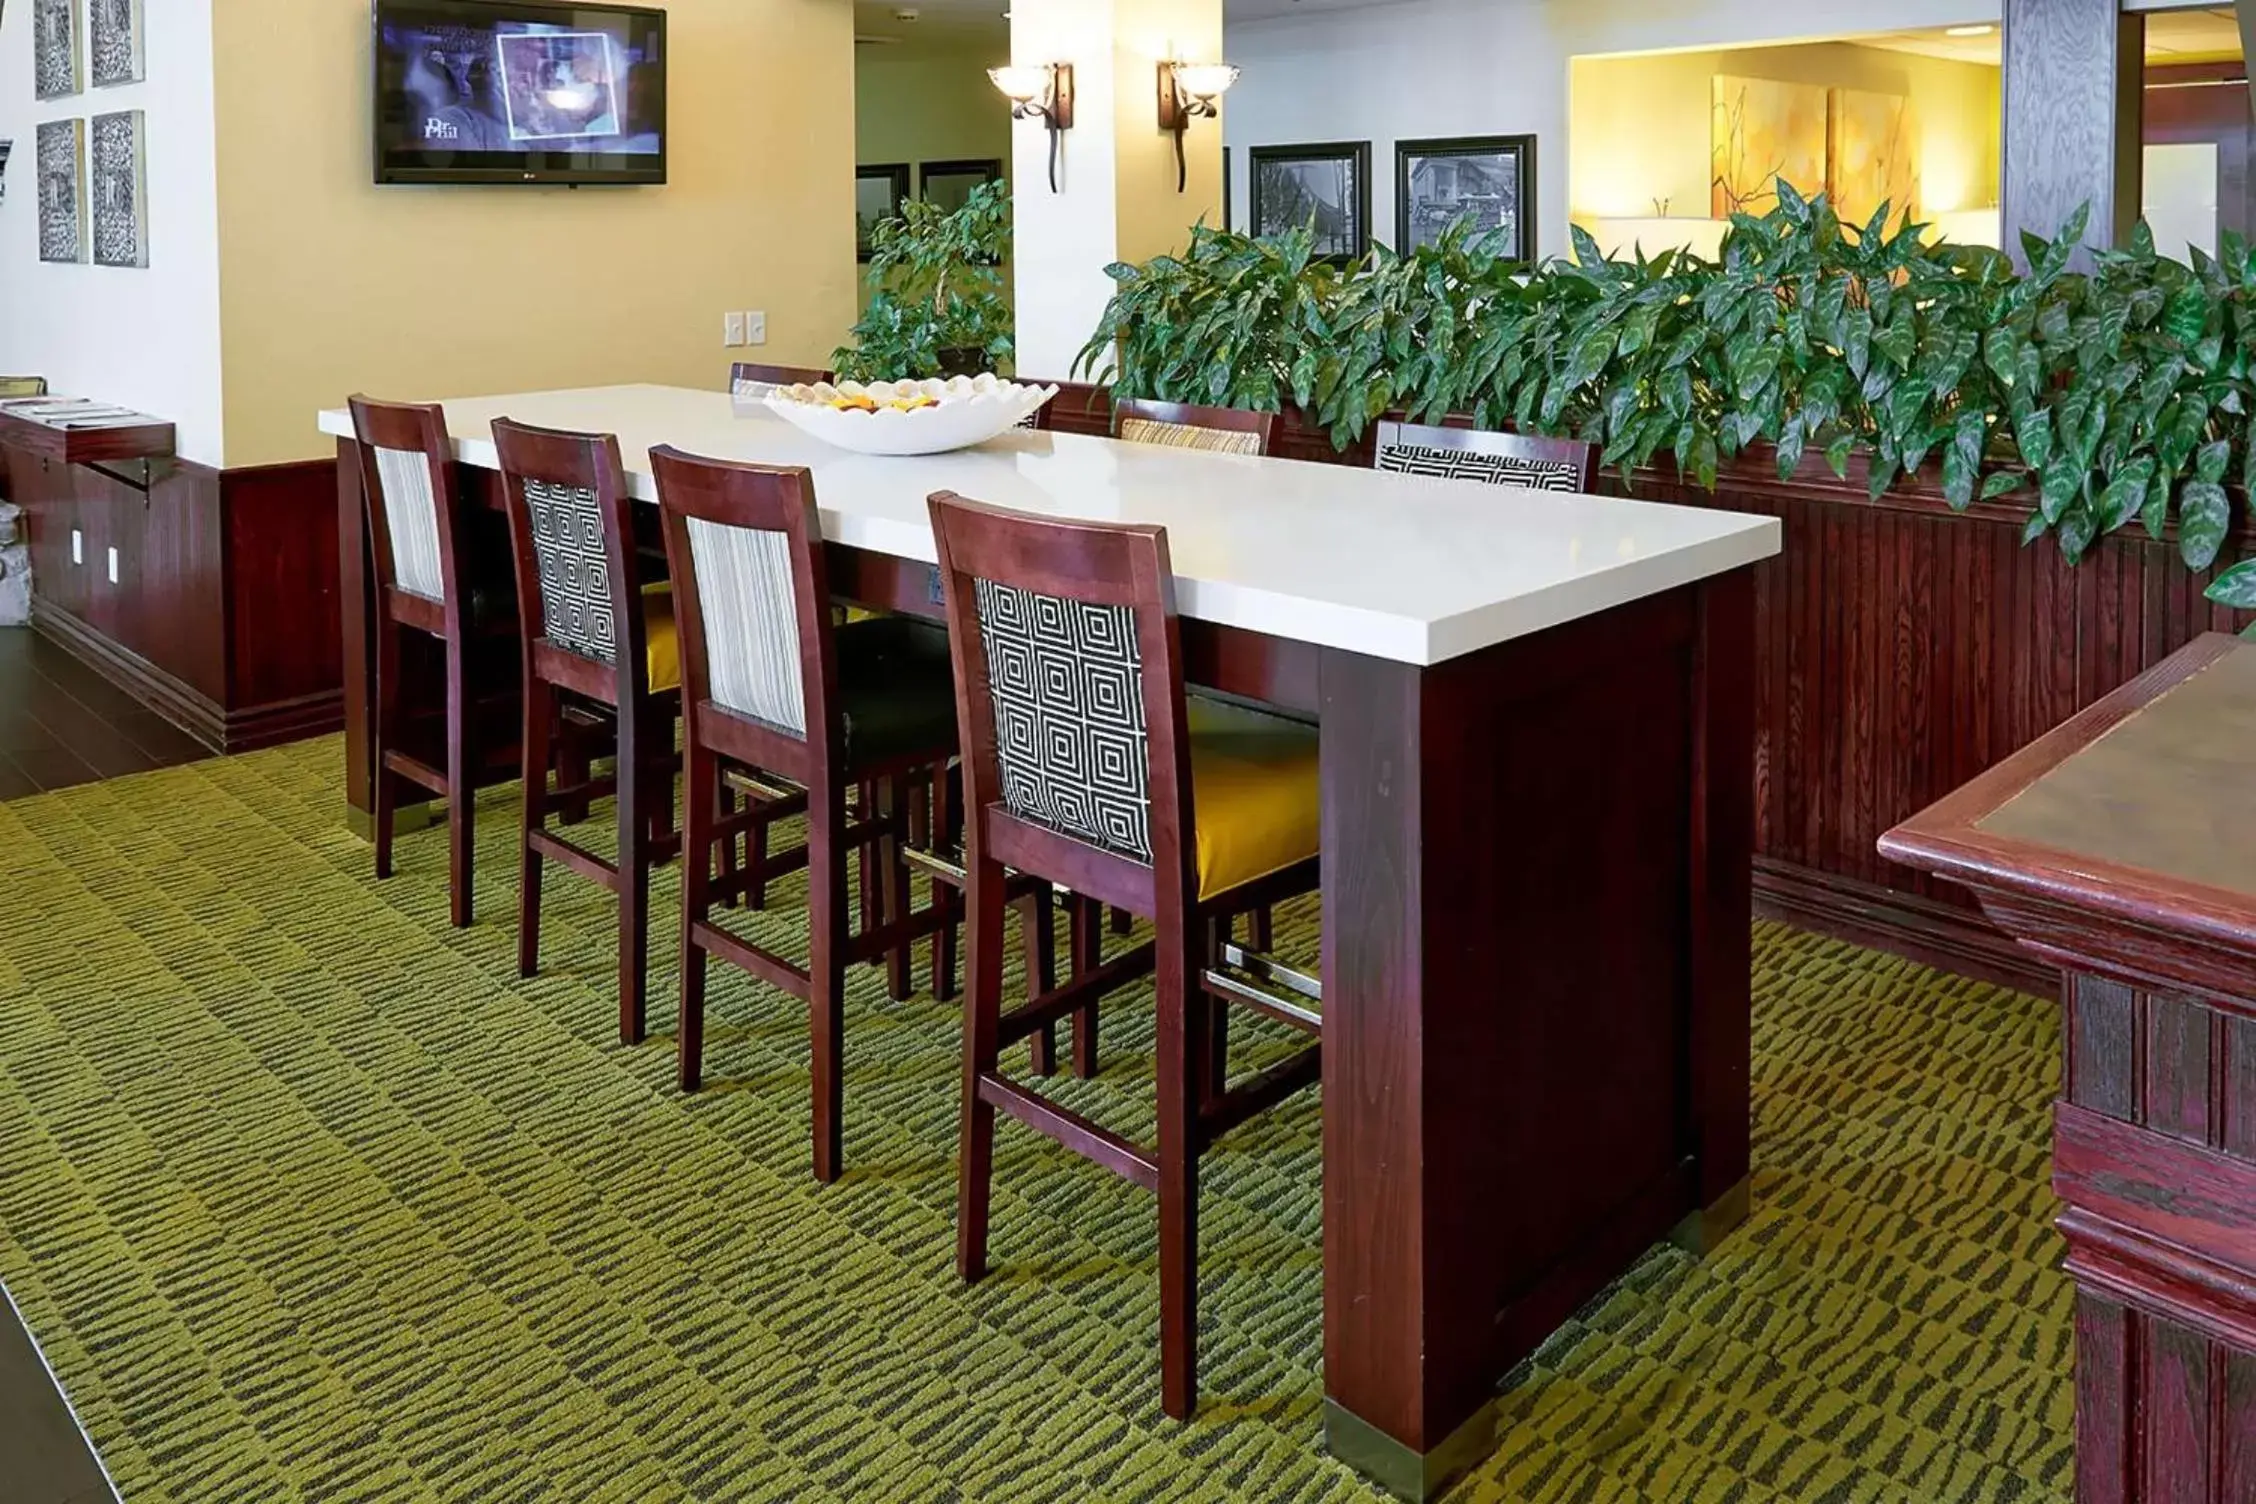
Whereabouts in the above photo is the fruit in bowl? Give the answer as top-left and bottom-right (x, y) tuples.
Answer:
(765, 374), (1058, 456)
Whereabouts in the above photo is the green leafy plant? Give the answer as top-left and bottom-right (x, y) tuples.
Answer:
(834, 178), (1015, 381)
(1079, 186), (2256, 580)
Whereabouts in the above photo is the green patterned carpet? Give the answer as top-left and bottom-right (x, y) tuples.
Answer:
(0, 738), (2073, 1502)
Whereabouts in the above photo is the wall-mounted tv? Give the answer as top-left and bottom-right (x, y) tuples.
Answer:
(373, 0), (667, 186)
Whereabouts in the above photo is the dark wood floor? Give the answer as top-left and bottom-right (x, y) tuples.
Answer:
(0, 1285), (119, 1504)
(0, 627), (210, 799)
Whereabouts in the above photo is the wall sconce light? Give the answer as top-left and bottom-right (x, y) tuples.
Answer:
(989, 62), (1075, 193)
(1157, 60), (1239, 193)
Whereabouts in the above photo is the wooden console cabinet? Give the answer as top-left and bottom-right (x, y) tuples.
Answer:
(1, 405), (344, 753)
(1882, 635), (2256, 1504)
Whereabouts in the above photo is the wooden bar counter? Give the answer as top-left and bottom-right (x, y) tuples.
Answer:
(1881, 634), (2256, 1503)
(321, 385), (1780, 1499)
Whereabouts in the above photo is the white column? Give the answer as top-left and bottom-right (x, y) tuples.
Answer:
(1009, 0), (1225, 381)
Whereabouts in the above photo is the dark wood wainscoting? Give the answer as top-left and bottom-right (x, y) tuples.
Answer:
(4, 448), (343, 754)
(1041, 383), (2255, 991)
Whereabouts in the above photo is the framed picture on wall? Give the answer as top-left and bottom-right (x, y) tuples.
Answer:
(34, 0), (81, 100)
(1249, 141), (1371, 263)
(917, 157), (1002, 214)
(856, 162), (910, 261)
(89, 0), (144, 88)
(1221, 147), (1230, 232)
(1395, 135), (1535, 261)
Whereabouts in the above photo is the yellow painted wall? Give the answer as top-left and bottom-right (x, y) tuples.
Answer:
(1570, 42), (2001, 225)
(1112, 0), (1224, 269)
(212, 0), (857, 467)
(856, 45), (1013, 175)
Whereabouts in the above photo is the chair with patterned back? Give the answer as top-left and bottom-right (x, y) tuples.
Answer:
(348, 395), (499, 928)
(1372, 418), (1597, 493)
(729, 362), (834, 402)
(652, 445), (965, 1180)
(1112, 396), (1275, 457)
(928, 489), (1323, 1419)
(491, 417), (685, 1046)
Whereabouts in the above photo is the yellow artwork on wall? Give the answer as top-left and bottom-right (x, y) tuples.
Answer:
(1830, 88), (1920, 232)
(1711, 75), (1828, 218)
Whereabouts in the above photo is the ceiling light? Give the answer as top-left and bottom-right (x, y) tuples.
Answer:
(1944, 24), (1996, 37)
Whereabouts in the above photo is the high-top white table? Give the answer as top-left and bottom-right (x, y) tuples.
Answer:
(322, 385), (1780, 1500)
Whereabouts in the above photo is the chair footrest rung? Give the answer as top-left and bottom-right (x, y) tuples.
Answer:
(528, 827), (621, 889)
(691, 917), (812, 998)
(1201, 1044), (1321, 1145)
(979, 1075), (1158, 1191)
(999, 941), (1155, 1047)
(1202, 964), (1323, 1035)
(1219, 942), (1322, 1003)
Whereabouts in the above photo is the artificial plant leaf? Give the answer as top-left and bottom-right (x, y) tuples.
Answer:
(2197, 437), (2232, 485)
(1980, 469), (2027, 501)
(2206, 558), (2256, 609)
(2180, 479), (2231, 570)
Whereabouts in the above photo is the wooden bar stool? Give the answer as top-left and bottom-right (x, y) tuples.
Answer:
(652, 445), (962, 1183)
(1113, 394), (1282, 953)
(929, 490), (1323, 1418)
(347, 394), (505, 928)
(490, 417), (685, 1046)
(729, 361), (834, 400)
(1112, 396), (1277, 456)
(1372, 418), (1596, 491)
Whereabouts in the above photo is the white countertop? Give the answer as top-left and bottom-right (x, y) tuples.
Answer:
(318, 384), (1779, 667)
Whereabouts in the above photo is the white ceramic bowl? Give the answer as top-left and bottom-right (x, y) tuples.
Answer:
(763, 375), (1059, 456)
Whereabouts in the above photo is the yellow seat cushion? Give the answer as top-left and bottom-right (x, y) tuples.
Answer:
(642, 583), (682, 693)
(1187, 697), (1320, 901)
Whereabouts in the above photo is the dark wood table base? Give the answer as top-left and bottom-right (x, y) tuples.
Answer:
(336, 441), (1759, 1500)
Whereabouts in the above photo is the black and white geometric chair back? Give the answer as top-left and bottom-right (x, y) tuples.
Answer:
(524, 478), (621, 664)
(1373, 419), (1596, 494)
(680, 514), (808, 735)
(973, 578), (1152, 863)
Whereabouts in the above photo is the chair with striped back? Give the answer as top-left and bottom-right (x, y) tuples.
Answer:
(929, 490), (1323, 1419)
(1372, 418), (1597, 493)
(653, 445), (963, 1182)
(491, 418), (687, 1047)
(729, 362), (834, 402)
(348, 395), (499, 928)
(1112, 396), (1275, 457)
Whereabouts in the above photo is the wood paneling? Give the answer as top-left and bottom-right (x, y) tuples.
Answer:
(1042, 384), (2256, 988)
(6, 440), (343, 753)
(2004, 0), (2145, 258)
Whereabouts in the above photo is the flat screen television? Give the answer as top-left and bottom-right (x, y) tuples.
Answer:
(373, 0), (666, 185)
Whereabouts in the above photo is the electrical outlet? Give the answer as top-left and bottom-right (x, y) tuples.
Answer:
(723, 311), (748, 347)
(744, 310), (767, 346)
(71, 528), (82, 565)
(107, 546), (119, 585)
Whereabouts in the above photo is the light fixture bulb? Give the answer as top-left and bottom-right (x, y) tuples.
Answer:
(987, 65), (1050, 104)
(1172, 63), (1240, 102)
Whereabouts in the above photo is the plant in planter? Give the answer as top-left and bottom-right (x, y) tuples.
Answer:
(1077, 184), (2256, 578)
(834, 177), (1014, 382)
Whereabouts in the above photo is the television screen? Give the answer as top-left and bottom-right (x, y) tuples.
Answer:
(373, 0), (666, 185)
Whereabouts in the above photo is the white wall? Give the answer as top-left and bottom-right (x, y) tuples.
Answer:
(1222, 0), (2004, 260)
(0, 0), (225, 464)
